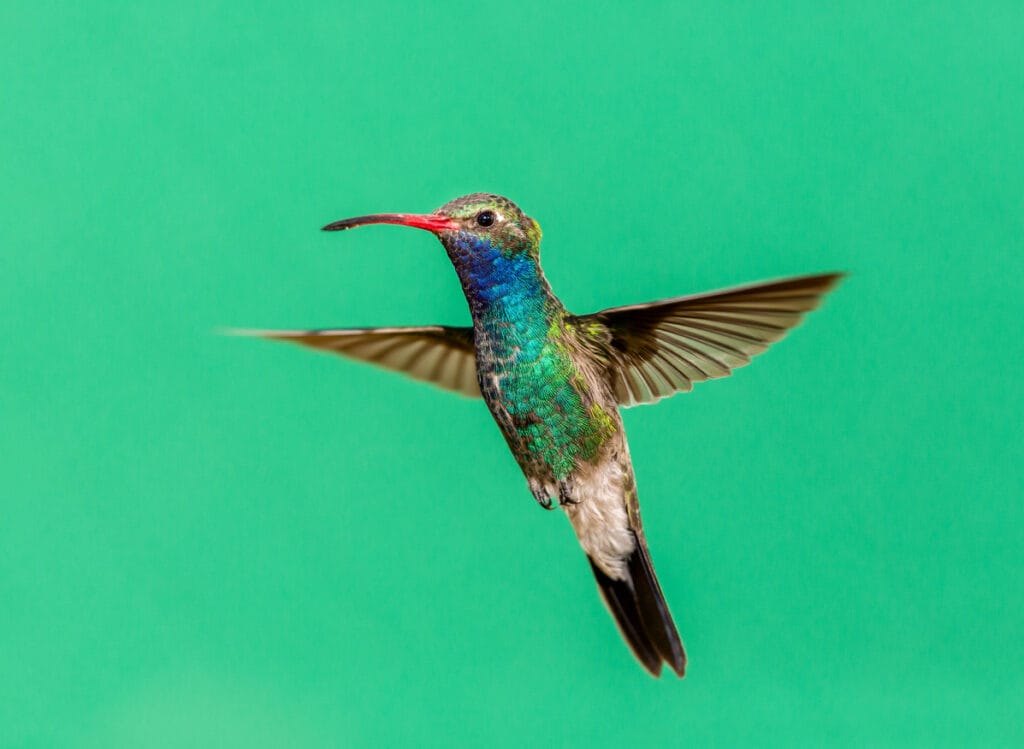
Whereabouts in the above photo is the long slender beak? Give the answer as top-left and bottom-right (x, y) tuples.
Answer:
(322, 213), (459, 233)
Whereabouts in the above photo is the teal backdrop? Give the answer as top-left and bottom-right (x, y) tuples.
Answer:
(2, 2), (1022, 746)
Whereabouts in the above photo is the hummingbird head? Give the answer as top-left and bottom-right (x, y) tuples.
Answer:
(323, 193), (552, 314)
(322, 193), (542, 259)
(432, 193), (543, 258)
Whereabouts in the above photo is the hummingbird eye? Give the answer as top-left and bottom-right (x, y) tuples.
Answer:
(475, 210), (495, 228)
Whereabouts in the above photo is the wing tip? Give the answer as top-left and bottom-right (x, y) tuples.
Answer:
(814, 270), (847, 290)
(217, 327), (290, 340)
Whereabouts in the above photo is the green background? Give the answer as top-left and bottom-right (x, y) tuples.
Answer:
(2, 2), (1022, 746)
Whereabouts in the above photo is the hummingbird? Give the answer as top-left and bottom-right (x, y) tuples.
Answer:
(237, 193), (842, 677)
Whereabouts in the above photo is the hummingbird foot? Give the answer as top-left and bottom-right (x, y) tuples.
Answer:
(530, 483), (555, 510)
(557, 481), (579, 506)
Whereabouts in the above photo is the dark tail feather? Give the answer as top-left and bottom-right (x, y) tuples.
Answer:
(589, 532), (687, 678)
(588, 558), (663, 676)
(627, 534), (686, 676)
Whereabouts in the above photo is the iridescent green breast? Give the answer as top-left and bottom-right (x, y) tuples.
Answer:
(449, 235), (615, 481)
(485, 327), (614, 480)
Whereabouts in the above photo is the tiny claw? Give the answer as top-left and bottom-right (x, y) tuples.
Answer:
(531, 487), (555, 510)
(558, 483), (578, 506)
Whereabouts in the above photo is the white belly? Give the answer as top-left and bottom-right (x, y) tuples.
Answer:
(563, 459), (636, 580)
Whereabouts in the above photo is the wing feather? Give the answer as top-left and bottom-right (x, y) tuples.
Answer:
(574, 272), (843, 407)
(229, 324), (481, 398)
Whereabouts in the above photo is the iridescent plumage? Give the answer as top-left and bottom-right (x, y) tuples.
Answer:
(236, 193), (843, 677)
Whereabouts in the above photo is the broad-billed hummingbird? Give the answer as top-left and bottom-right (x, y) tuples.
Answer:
(238, 193), (842, 677)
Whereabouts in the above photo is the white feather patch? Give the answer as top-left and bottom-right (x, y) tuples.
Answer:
(563, 460), (635, 580)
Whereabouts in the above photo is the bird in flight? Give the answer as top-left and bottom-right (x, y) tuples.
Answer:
(236, 193), (842, 677)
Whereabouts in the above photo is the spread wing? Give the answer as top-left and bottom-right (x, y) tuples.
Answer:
(574, 272), (844, 407)
(230, 325), (481, 398)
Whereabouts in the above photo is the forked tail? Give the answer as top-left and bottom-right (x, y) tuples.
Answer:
(588, 531), (686, 677)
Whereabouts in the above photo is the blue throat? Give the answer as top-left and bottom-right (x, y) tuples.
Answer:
(444, 232), (560, 324)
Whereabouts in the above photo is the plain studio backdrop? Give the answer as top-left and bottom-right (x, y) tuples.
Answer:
(2, 2), (1021, 746)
